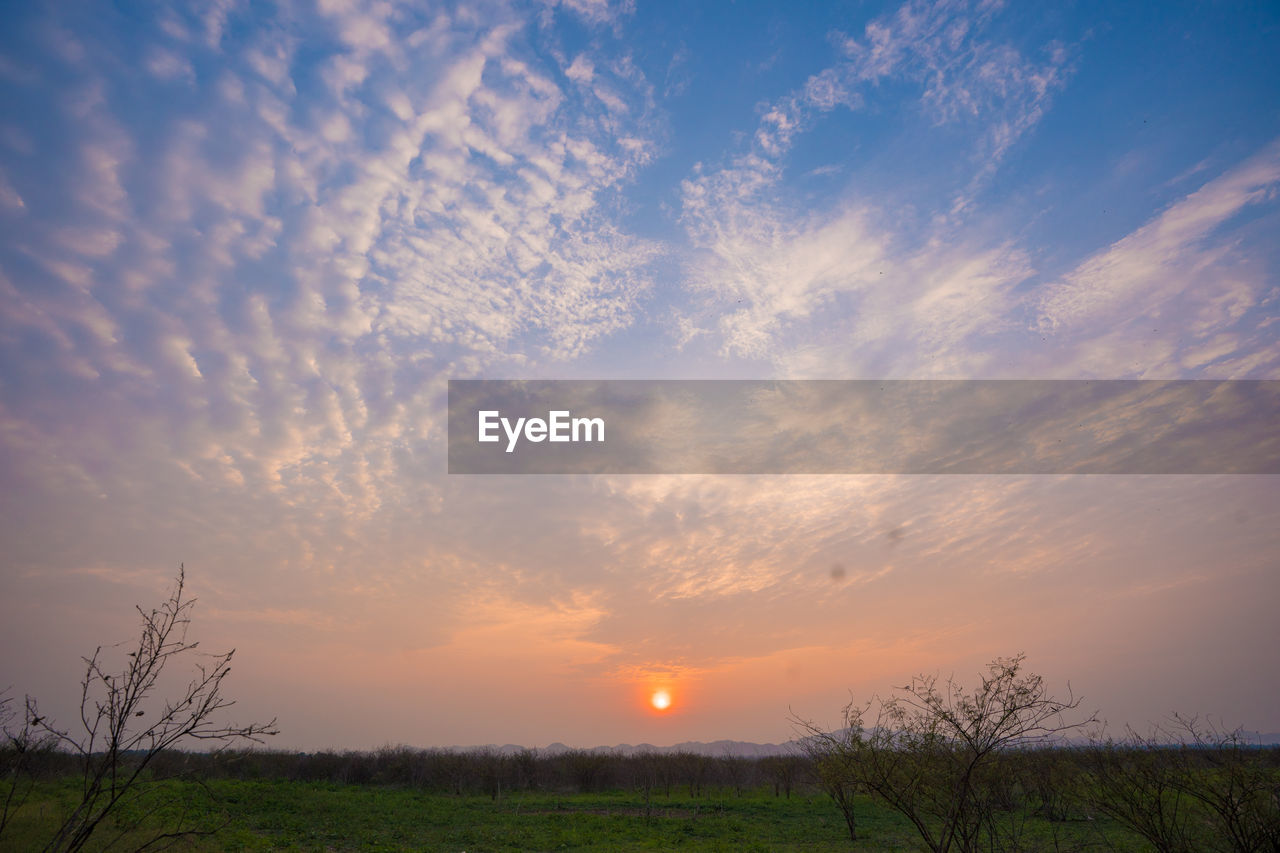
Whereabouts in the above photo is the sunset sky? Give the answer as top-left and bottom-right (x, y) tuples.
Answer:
(1, 0), (1278, 750)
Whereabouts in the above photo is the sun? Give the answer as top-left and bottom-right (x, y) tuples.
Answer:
(650, 689), (672, 711)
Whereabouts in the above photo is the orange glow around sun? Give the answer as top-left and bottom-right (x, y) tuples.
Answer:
(650, 689), (672, 711)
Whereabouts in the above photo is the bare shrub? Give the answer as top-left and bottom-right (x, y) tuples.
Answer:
(10, 565), (277, 852)
(1082, 716), (1280, 853)
(799, 653), (1094, 853)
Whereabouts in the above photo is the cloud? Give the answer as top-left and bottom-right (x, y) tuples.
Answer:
(0, 0), (662, 549)
(0, 170), (25, 210)
(543, 0), (634, 28)
(674, 0), (1069, 368)
(1027, 138), (1280, 378)
(1039, 140), (1280, 329)
(677, 162), (1038, 372)
(495, 470), (1277, 687)
(669, 2), (1277, 381)
(145, 48), (196, 84)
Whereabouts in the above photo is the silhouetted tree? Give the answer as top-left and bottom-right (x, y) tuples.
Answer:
(799, 653), (1094, 853)
(11, 565), (277, 852)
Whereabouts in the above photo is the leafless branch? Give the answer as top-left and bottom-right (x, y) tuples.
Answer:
(8, 565), (276, 852)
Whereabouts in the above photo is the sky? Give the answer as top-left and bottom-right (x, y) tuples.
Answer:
(1, 0), (1278, 751)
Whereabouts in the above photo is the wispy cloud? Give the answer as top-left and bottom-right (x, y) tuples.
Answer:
(1032, 139), (1280, 377)
(674, 0), (1069, 368)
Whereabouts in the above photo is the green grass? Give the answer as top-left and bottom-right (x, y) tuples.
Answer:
(4, 778), (1151, 852)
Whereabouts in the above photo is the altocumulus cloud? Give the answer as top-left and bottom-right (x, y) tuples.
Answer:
(0, 0), (659, 542)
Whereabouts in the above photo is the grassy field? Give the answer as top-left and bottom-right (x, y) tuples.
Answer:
(5, 777), (1152, 852)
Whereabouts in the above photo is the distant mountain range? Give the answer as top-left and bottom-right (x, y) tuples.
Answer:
(454, 739), (806, 758)
(452, 731), (1280, 756)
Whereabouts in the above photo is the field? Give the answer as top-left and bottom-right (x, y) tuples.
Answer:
(4, 775), (1155, 852)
